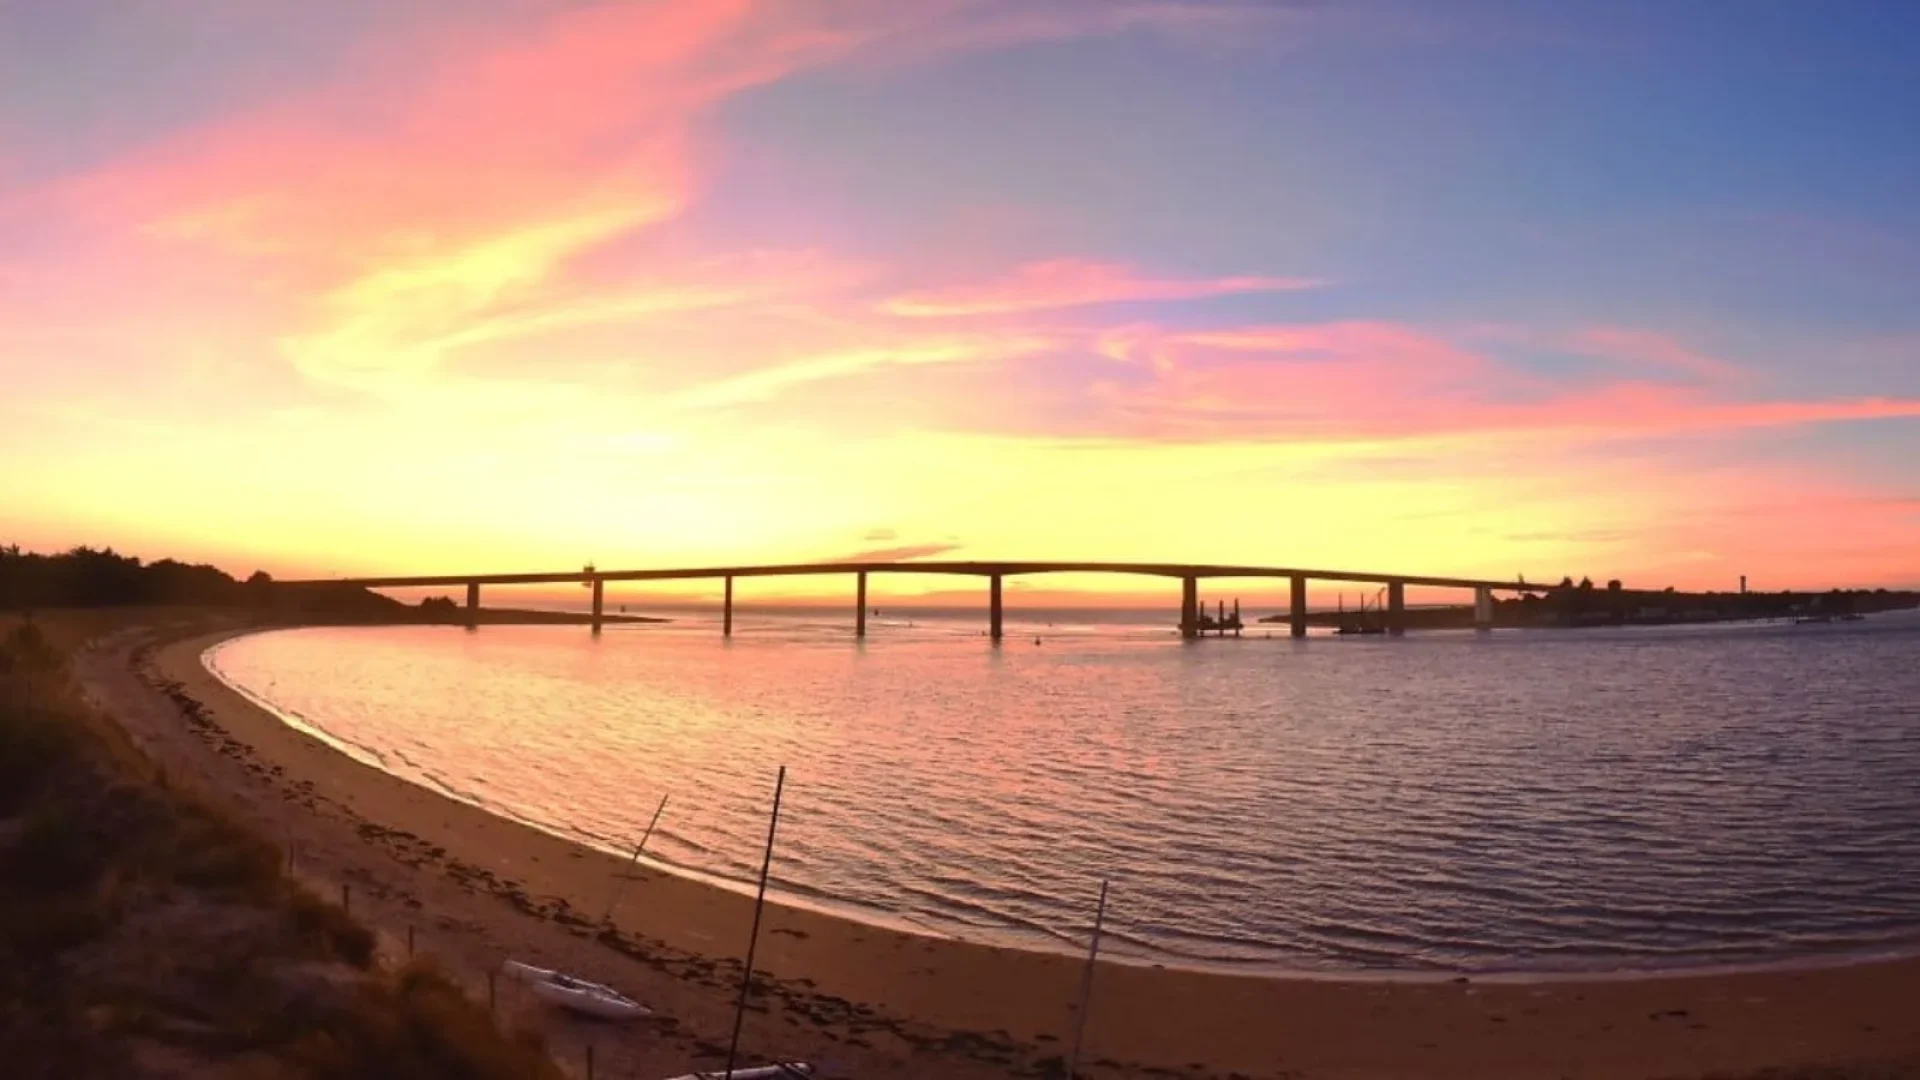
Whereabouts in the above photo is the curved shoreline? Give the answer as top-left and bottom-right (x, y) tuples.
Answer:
(201, 624), (1920, 987)
(91, 618), (1920, 1078)
(201, 631), (963, 948)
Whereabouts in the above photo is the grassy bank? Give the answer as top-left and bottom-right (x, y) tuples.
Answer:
(0, 615), (563, 1079)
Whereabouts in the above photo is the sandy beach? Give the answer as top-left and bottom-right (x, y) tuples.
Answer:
(73, 617), (1920, 1079)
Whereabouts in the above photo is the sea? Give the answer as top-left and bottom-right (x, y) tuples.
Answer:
(205, 606), (1920, 975)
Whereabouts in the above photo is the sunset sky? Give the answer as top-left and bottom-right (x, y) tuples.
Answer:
(3, 0), (1917, 599)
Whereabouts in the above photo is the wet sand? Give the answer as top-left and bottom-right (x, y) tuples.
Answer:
(75, 619), (1920, 1079)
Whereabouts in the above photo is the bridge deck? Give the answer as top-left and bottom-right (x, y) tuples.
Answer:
(284, 560), (1548, 593)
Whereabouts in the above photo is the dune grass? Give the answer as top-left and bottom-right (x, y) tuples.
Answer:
(0, 617), (562, 1079)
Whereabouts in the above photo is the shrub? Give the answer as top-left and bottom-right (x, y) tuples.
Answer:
(284, 888), (376, 969)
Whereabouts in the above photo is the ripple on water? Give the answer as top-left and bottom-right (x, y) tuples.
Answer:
(206, 613), (1920, 973)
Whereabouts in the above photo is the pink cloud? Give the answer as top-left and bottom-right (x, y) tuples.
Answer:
(1079, 321), (1920, 444)
(53, 0), (796, 271)
(1563, 326), (1743, 382)
(882, 258), (1319, 317)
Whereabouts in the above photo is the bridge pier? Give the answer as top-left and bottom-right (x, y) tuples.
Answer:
(988, 574), (1004, 641)
(1474, 586), (1492, 632)
(1180, 575), (1198, 639)
(723, 575), (733, 636)
(1289, 575), (1307, 637)
(1387, 580), (1406, 636)
(464, 581), (479, 630)
(856, 571), (868, 638)
(590, 578), (604, 635)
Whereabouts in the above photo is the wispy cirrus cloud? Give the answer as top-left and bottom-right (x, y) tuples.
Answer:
(880, 258), (1319, 317)
(828, 542), (964, 563)
(1561, 326), (1744, 383)
(1055, 321), (1920, 445)
(669, 333), (1057, 410)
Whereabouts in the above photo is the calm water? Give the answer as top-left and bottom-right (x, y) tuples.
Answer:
(207, 610), (1920, 974)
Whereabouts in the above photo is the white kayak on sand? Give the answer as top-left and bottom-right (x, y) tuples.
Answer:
(660, 1065), (814, 1080)
(502, 959), (651, 1021)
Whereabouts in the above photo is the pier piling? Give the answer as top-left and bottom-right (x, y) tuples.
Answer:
(1289, 575), (1307, 637)
(856, 571), (868, 638)
(589, 577), (604, 635)
(989, 574), (1004, 641)
(1387, 580), (1406, 636)
(1475, 586), (1493, 632)
(723, 574), (734, 636)
(464, 581), (479, 630)
(1180, 576), (1199, 639)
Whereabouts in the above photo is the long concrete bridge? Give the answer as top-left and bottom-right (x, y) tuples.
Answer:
(285, 561), (1553, 640)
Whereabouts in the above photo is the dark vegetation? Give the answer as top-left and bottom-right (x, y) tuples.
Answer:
(0, 544), (411, 621)
(0, 545), (656, 625)
(0, 618), (562, 1078)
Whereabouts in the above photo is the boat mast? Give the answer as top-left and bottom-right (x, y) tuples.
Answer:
(723, 766), (787, 1077)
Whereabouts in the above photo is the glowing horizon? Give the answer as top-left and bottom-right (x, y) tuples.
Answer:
(4, 2), (1918, 594)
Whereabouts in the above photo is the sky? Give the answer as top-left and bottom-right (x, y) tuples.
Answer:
(2, 0), (1918, 603)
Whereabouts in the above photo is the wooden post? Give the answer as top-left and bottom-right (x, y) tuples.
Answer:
(600, 793), (671, 925)
(1067, 880), (1110, 1080)
(724, 766), (787, 1078)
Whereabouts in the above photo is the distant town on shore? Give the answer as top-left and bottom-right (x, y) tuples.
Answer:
(1266, 576), (1920, 631)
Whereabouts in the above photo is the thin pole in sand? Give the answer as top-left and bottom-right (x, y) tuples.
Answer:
(723, 765), (787, 1079)
(1067, 878), (1110, 1080)
(600, 792), (671, 925)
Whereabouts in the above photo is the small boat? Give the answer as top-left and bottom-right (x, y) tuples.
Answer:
(661, 1065), (814, 1080)
(503, 960), (651, 1021)
(502, 960), (614, 993)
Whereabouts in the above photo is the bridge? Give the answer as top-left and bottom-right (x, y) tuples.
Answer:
(284, 561), (1554, 640)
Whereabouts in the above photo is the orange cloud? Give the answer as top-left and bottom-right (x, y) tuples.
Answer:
(881, 258), (1319, 317)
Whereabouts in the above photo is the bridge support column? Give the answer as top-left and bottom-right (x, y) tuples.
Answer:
(464, 581), (479, 630)
(856, 572), (868, 638)
(1474, 586), (1493, 632)
(1387, 580), (1406, 636)
(590, 578), (603, 635)
(724, 575), (733, 637)
(1289, 575), (1307, 637)
(989, 574), (1003, 641)
(1180, 576), (1198, 639)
